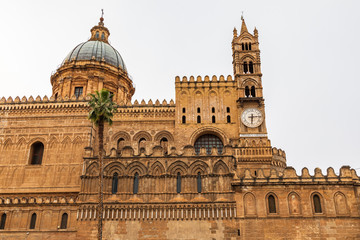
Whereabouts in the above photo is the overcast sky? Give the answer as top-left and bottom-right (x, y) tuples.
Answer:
(0, 0), (359, 175)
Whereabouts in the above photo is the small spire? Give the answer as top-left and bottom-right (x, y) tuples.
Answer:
(240, 16), (248, 34)
(254, 27), (258, 36)
(233, 27), (238, 38)
(99, 9), (104, 26)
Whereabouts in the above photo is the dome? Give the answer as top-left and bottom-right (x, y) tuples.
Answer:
(62, 40), (127, 71)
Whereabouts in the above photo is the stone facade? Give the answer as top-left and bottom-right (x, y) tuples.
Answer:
(0, 16), (359, 240)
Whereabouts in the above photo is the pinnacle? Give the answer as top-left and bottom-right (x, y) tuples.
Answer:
(240, 17), (249, 34)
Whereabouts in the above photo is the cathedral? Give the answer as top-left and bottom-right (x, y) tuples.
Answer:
(0, 15), (359, 240)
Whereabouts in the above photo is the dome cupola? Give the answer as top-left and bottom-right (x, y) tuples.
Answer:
(50, 12), (135, 104)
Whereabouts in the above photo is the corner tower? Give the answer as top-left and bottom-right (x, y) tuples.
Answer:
(50, 15), (135, 104)
(232, 17), (286, 173)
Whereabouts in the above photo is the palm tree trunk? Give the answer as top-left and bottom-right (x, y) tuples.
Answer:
(97, 120), (104, 240)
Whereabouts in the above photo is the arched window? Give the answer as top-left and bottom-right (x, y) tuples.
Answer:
(313, 194), (322, 213)
(182, 108), (186, 113)
(249, 61), (254, 73)
(176, 172), (181, 193)
(101, 33), (105, 40)
(0, 213), (6, 229)
(245, 86), (250, 97)
(211, 107), (215, 113)
(160, 138), (169, 154)
(249, 43), (252, 50)
(55, 93), (58, 99)
(112, 173), (118, 194)
(29, 213), (37, 229)
(241, 43), (245, 50)
(138, 138), (146, 150)
(251, 86), (256, 97)
(182, 116), (186, 124)
(60, 213), (68, 229)
(197, 107), (201, 113)
(117, 138), (125, 150)
(243, 62), (248, 73)
(197, 172), (202, 193)
(268, 195), (277, 213)
(133, 173), (139, 194)
(226, 107), (230, 113)
(197, 116), (201, 123)
(227, 115), (231, 123)
(95, 31), (99, 39)
(30, 142), (44, 165)
(194, 134), (223, 155)
(245, 43), (248, 50)
(212, 116), (216, 123)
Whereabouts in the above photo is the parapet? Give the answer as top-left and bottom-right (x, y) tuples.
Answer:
(129, 99), (175, 107)
(0, 95), (90, 112)
(175, 75), (236, 88)
(235, 166), (360, 185)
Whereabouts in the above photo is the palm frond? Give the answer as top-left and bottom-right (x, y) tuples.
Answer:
(88, 89), (117, 126)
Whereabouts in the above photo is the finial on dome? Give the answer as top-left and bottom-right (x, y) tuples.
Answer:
(99, 9), (104, 26)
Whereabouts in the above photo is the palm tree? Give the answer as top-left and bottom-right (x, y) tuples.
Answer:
(88, 89), (116, 240)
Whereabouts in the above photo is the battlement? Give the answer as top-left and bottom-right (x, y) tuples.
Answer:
(130, 99), (175, 107)
(0, 95), (175, 112)
(0, 95), (89, 105)
(175, 75), (236, 88)
(234, 166), (360, 185)
(272, 147), (286, 158)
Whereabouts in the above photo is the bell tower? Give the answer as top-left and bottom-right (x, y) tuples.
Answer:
(232, 17), (267, 136)
(232, 17), (285, 174)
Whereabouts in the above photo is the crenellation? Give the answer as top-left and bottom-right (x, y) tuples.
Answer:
(236, 166), (359, 184)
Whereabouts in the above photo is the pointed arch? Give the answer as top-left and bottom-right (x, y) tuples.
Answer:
(167, 161), (188, 175)
(2, 139), (13, 150)
(244, 192), (257, 216)
(127, 161), (147, 175)
(266, 193), (278, 214)
(239, 54), (256, 62)
(16, 137), (26, 149)
(288, 192), (302, 215)
(150, 161), (165, 175)
(87, 162), (99, 176)
(61, 136), (72, 145)
(104, 162), (126, 176)
(48, 136), (59, 148)
(189, 160), (209, 175)
(72, 136), (83, 144)
(213, 160), (230, 174)
(334, 192), (348, 215)
(240, 78), (259, 88)
(311, 192), (324, 214)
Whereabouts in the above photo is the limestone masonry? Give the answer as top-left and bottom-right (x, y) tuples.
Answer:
(0, 16), (359, 240)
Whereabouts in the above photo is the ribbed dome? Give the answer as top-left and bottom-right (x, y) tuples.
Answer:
(62, 40), (127, 71)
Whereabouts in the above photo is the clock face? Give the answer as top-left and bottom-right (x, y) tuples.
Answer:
(241, 108), (263, 128)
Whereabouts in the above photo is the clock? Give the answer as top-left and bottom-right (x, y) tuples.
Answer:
(241, 108), (263, 128)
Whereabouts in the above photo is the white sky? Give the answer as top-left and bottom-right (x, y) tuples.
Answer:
(0, 0), (359, 175)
